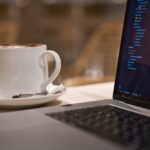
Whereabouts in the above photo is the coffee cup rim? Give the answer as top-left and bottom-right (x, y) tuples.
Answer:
(0, 43), (46, 49)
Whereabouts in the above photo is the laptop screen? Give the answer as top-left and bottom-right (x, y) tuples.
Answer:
(114, 0), (150, 106)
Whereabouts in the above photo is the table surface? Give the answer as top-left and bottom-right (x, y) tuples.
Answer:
(58, 81), (114, 105)
(0, 82), (114, 112)
(1, 81), (150, 114)
(58, 81), (150, 114)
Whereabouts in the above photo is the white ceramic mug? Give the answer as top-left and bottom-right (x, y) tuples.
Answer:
(0, 44), (61, 99)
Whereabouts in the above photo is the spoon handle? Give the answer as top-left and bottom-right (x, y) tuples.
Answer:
(12, 91), (48, 98)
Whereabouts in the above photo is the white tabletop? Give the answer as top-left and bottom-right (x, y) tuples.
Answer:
(58, 81), (150, 114)
(58, 82), (114, 104)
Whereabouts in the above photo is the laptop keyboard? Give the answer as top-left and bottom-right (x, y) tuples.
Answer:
(47, 105), (150, 150)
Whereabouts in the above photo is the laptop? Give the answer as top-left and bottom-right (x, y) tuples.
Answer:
(0, 0), (150, 150)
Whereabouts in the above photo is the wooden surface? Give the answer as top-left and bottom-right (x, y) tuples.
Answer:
(64, 75), (115, 87)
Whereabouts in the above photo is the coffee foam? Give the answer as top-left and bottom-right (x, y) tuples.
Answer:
(0, 43), (45, 48)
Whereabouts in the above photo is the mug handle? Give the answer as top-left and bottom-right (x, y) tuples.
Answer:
(39, 50), (61, 92)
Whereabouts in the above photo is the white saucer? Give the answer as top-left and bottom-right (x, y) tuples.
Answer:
(0, 91), (64, 109)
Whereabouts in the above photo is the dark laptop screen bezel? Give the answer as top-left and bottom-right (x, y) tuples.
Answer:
(113, 0), (150, 109)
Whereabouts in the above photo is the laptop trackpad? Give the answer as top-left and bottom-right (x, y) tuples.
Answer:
(0, 110), (123, 150)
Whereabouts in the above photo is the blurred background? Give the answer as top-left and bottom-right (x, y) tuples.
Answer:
(0, 0), (126, 87)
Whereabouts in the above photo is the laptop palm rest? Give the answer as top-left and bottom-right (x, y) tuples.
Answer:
(0, 109), (123, 150)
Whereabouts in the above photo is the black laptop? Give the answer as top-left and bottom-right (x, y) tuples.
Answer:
(0, 0), (150, 150)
